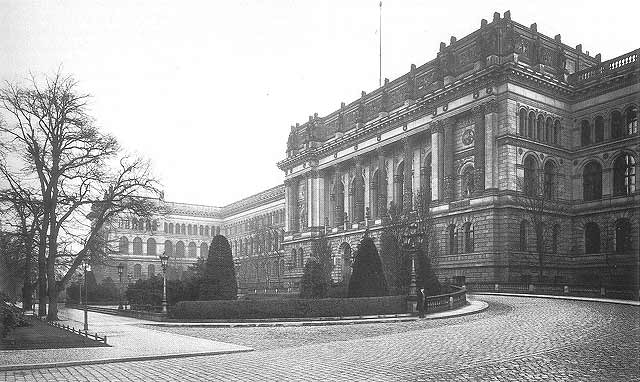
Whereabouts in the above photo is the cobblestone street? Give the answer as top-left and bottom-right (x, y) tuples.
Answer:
(2, 296), (638, 381)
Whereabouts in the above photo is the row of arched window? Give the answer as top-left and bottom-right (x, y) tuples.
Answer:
(518, 109), (562, 145)
(163, 222), (218, 237)
(231, 231), (283, 257)
(447, 222), (475, 255)
(580, 106), (638, 146)
(522, 153), (636, 201)
(518, 218), (633, 254)
(291, 248), (305, 268)
(131, 263), (156, 280)
(118, 236), (209, 258)
(119, 218), (158, 231)
(240, 259), (286, 281)
(226, 210), (286, 236)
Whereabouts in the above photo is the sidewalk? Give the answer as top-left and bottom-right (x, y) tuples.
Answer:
(0, 307), (252, 371)
(0, 298), (487, 371)
(469, 292), (640, 306)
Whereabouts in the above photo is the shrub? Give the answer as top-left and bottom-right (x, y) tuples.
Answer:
(125, 276), (194, 306)
(348, 236), (388, 297)
(0, 301), (29, 339)
(200, 235), (237, 300)
(172, 295), (406, 319)
(379, 230), (409, 295)
(299, 260), (329, 299)
(416, 249), (441, 296)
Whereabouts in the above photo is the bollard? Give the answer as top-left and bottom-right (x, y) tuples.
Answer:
(449, 296), (454, 310)
(494, 283), (499, 291)
(103, 335), (107, 344)
(563, 285), (569, 294)
(600, 287), (605, 296)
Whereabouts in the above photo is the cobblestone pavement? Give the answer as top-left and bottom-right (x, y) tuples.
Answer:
(2, 296), (638, 381)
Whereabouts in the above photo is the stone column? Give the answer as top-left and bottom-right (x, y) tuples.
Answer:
(473, 105), (486, 194)
(284, 179), (295, 232)
(354, 156), (365, 222)
(403, 138), (413, 213)
(431, 123), (444, 201)
(369, 162), (377, 219)
(377, 148), (388, 217)
(484, 100), (498, 189)
(443, 118), (455, 202)
(334, 166), (345, 226)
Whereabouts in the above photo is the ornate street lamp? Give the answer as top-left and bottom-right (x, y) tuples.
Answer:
(117, 263), (124, 310)
(402, 220), (423, 315)
(82, 261), (90, 332)
(159, 252), (169, 315)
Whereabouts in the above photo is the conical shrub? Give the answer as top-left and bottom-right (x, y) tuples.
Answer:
(199, 235), (237, 300)
(348, 236), (388, 297)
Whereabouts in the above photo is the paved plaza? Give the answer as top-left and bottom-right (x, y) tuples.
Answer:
(1, 295), (638, 381)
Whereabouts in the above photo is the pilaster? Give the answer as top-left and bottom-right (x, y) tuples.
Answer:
(431, 122), (444, 201)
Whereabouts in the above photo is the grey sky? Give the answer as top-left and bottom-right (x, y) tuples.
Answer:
(1, 0), (637, 206)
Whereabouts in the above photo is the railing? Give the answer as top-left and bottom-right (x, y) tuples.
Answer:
(465, 282), (638, 300)
(423, 286), (467, 314)
(570, 49), (639, 84)
(36, 316), (107, 345)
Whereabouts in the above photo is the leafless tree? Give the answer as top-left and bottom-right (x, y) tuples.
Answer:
(0, 71), (160, 319)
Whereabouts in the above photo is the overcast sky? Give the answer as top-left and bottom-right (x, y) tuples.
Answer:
(1, 0), (638, 206)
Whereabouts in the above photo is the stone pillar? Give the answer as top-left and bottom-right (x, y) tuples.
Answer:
(369, 163), (377, 219)
(431, 123), (444, 201)
(484, 100), (498, 189)
(377, 148), (388, 217)
(316, 171), (326, 228)
(306, 173), (313, 229)
(403, 138), (413, 213)
(354, 156), (365, 222)
(334, 167), (345, 226)
(473, 105), (486, 194)
(284, 179), (296, 232)
(443, 118), (455, 202)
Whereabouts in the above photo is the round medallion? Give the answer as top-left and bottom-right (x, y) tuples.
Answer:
(403, 125), (408, 131)
(354, 144), (358, 150)
(518, 148), (523, 155)
(573, 160), (578, 165)
(377, 135), (381, 142)
(443, 104), (449, 112)
(334, 153), (338, 159)
(462, 129), (475, 145)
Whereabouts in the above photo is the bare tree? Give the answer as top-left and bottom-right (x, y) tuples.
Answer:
(515, 169), (568, 282)
(0, 72), (160, 319)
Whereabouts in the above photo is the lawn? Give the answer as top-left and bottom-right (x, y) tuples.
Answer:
(0, 316), (110, 350)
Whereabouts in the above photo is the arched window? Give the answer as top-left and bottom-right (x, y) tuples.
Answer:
(519, 109), (527, 135)
(395, 162), (405, 212)
(175, 241), (185, 258)
(133, 264), (142, 279)
(611, 110), (623, 138)
(527, 112), (535, 138)
(545, 117), (552, 143)
(187, 224), (192, 235)
(205, 226), (210, 236)
(463, 222), (474, 253)
(583, 161), (602, 201)
(291, 249), (297, 268)
(581, 120), (591, 146)
(146, 238), (157, 257)
(199, 225), (204, 236)
(448, 224), (457, 255)
(552, 224), (560, 253)
(613, 154), (636, 196)
(119, 237), (129, 255)
(537, 115), (544, 141)
(188, 242), (197, 258)
(169, 223), (174, 234)
(543, 161), (558, 200)
(181, 224), (186, 234)
(553, 120), (561, 145)
(133, 237), (143, 256)
(523, 156), (537, 196)
(148, 264), (155, 278)
(462, 165), (475, 198)
(615, 219), (632, 252)
(584, 222), (600, 254)
(298, 248), (304, 268)
(594, 116), (604, 143)
(164, 222), (168, 233)
(199, 243), (208, 258)
(164, 240), (173, 257)
(280, 260), (285, 278)
(625, 106), (638, 135)
(519, 220), (528, 251)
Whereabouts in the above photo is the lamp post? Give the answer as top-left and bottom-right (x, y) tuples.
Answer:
(82, 261), (90, 332)
(159, 252), (169, 315)
(402, 221), (422, 315)
(117, 263), (124, 310)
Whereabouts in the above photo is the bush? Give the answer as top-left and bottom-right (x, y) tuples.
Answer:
(0, 301), (29, 339)
(348, 236), (388, 297)
(172, 295), (407, 319)
(299, 260), (329, 299)
(125, 276), (195, 306)
(416, 249), (441, 296)
(200, 235), (237, 300)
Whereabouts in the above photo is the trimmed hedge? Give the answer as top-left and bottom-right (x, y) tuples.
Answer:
(171, 295), (406, 320)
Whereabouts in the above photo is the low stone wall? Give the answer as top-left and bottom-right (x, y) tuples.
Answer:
(424, 286), (467, 314)
(465, 282), (638, 300)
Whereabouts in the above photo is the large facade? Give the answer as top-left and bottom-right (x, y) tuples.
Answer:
(95, 186), (286, 293)
(277, 11), (639, 290)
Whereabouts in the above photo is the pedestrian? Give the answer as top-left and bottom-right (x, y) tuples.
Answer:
(417, 288), (425, 318)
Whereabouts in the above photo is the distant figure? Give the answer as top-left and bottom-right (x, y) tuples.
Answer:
(417, 288), (426, 318)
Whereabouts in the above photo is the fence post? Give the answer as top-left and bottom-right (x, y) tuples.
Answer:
(494, 283), (499, 292)
(449, 296), (453, 310)
(563, 285), (569, 294)
(528, 284), (535, 293)
(600, 287), (605, 297)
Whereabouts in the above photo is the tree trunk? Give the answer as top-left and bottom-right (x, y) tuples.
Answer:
(37, 210), (49, 317)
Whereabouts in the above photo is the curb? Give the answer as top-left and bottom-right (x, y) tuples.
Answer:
(469, 292), (640, 306)
(423, 300), (489, 320)
(0, 348), (254, 372)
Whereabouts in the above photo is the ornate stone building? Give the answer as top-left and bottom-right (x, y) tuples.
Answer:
(278, 11), (639, 290)
(94, 186), (286, 294)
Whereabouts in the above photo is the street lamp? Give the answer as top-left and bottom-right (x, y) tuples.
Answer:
(159, 252), (169, 315)
(117, 263), (124, 310)
(402, 221), (423, 315)
(82, 261), (90, 332)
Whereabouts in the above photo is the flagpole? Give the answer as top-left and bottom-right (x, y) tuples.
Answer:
(379, 1), (382, 88)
